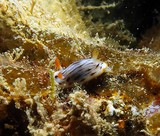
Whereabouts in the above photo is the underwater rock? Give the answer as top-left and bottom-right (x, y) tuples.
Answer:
(138, 24), (160, 52)
(0, 0), (160, 135)
(76, 0), (160, 48)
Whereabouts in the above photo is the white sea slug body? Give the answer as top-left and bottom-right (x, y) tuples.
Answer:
(54, 50), (111, 88)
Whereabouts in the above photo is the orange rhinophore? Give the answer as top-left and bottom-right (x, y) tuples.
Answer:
(55, 57), (62, 70)
(58, 72), (63, 79)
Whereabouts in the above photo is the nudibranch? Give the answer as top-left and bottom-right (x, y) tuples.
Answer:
(54, 50), (112, 88)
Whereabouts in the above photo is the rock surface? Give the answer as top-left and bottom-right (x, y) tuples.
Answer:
(0, 0), (160, 135)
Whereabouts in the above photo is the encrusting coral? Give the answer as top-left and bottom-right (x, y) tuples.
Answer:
(0, 0), (160, 136)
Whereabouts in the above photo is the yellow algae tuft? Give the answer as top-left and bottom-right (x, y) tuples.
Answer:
(145, 113), (160, 135)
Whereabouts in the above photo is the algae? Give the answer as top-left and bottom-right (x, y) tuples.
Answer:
(0, 0), (160, 135)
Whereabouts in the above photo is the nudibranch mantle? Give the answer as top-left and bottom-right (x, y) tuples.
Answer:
(54, 57), (111, 88)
